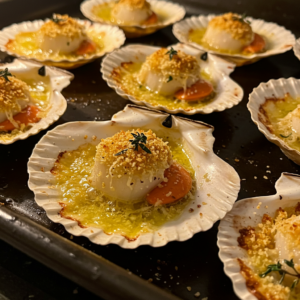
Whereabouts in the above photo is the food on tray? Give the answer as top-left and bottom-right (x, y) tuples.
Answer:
(92, 0), (158, 26)
(0, 67), (50, 139)
(6, 14), (104, 60)
(111, 47), (215, 110)
(51, 128), (195, 239)
(189, 13), (266, 55)
(237, 203), (300, 300)
(259, 93), (300, 152)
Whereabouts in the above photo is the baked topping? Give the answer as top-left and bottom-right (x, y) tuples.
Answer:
(95, 129), (172, 177)
(208, 12), (253, 42)
(39, 14), (87, 40)
(114, 0), (151, 10)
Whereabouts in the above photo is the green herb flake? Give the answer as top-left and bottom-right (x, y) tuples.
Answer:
(280, 133), (292, 138)
(0, 68), (13, 82)
(232, 13), (251, 25)
(167, 76), (173, 83)
(165, 47), (178, 60)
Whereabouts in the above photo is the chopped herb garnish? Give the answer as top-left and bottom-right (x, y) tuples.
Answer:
(67, 42), (70, 46)
(51, 15), (64, 24)
(260, 259), (300, 289)
(166, 47), (178, 60)
(167, 76), (173, 82)
(38, 66), (46, 76)
(114, 132), (152, 156)
(0, 68), (13, 82)
(201, 52), (208, 61)
(232, 13), (251, 24)
(280, 133), (292, 138)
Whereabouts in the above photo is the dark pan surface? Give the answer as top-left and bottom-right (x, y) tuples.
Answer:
(0, 0), (300, 299)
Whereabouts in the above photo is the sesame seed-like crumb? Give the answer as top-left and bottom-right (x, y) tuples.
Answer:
(194, 292), (201, 298)
(187, 286), (191, 292)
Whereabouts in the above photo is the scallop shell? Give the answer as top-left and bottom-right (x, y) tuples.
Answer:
(218, 172), (300, 300)
(0, 19), (125, 69)
(28, 105), (240, 249)
(0, 59), (73, 145)
(293, 38), (300, 61)
(248, 77), (300, 165)
(173, 14), (295, 66)
(101, 43), (243, 115)
(80, 0), (185, 38)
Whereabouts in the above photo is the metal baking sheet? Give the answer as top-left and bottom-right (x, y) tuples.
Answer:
(0, 0), (300, 299)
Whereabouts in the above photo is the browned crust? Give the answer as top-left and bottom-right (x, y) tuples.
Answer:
(50, 151), (67, 175)
(59, 202), (87, 228)
(237, 226), (255, 250)
(122, 235), (139, 242)
(5, 39), (14, 51)
(237, 259), (268, 300)
(258, 102), (273, 134)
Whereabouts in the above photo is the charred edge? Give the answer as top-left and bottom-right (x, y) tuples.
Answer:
(279, 195), (282, 200)
(258, 104), (273, 134)
(122, 235), (139, 242)
(162, 115), (172, 128)
(38, 66), (46, 76)
(127, 105), (214, 129)
(201, 52), (208, 61)
(59, 202), (87, 228)
(50, 151), (66, 175)
(237, 226), (255, 250)
(237, 259), (268, 300)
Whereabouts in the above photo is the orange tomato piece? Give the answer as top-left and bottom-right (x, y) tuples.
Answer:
(76, 40), (97, 56)
(243, 33), (266, 54)
(0, 105), (40, 132)
(143, 12), (158, 25)
(146, 163), (192, 205)
(175, 80), (213, 102)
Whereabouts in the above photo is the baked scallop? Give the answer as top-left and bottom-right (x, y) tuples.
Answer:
(173, 13), (295, 66)
(0, 59), (72, 144)
(102, 43), (243, 114)
(218, 173), (300, 300)
(81, 0), (185, 38)
(28, 105), (240, 248)
(0, 14), (125, 69)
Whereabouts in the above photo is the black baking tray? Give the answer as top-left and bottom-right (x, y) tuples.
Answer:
(0, 0), (300, 299)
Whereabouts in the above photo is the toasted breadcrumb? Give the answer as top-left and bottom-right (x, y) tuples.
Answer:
(139, 48), (200, 81)
(114, 0), (150, 9)
(208, 13), (253, 43)
(40, 14), (86, 39)
(95, 129), (172, 177)
(0, 76), (31, 114)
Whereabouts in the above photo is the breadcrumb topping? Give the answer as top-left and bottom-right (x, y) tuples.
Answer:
(209, 13), (253, 42)
(237, 204), (300, 300)
(95, 129), (172, 177)
(0, 76), (30, 114)
(39, 14), (86, 39)
(140, 48), (200, 81)
(114, 0), (150, 9)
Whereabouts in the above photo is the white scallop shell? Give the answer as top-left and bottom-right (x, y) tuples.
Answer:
(173, 14), (296, 66)
(0, 19), (125, 69)
(28, 105), (240, 248)
(101, 43), (243, 115)
(293, 38), (300, 61)
(81, 0), (185, 38)
(218, 172), (300, 300)
(248, 77), (300, 165)
(0, 59), (73, 145)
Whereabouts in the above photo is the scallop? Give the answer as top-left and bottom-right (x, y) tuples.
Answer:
(111, 0), (152, 25)
(90, 129), (172, 202)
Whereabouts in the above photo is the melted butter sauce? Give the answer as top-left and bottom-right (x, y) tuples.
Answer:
(53, 139), (195, 239)
(189, 28), (266, 56)
(263, 94), (300, 152)
(92, 2), (168, 24)
(112, 62), (216, 111)
(6, 30), (104, 60)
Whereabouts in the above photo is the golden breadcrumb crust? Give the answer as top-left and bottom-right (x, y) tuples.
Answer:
(0, 76), (30, 113)
(95, 129), (172, 177)
(209, 12), (253, 42)
(39, 14), (86, 39)
(141, 48), (200, 79)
